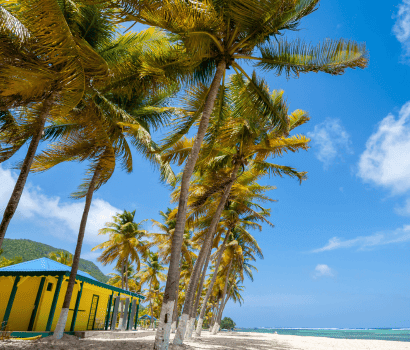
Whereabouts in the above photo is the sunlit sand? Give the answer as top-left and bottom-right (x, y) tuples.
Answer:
(2, 330), (410, 349)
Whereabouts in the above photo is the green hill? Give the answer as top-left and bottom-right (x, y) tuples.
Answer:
(1, 238), (109, 283)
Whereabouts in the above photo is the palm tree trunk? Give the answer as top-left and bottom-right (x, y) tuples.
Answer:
(150, 281), (155, 330)
(121, 261), (125, 289)
(174, 162), (240, 345)
(186, 243), (212, 339)
(212, 261), (232, 335)
(210, 300), (220, 329)
(0, 97), (54, 250)
(170, 292), (178, 333)
(154, 60), (226, 350)
(171, 262), (182, 333)
(53, 167), (100, 339)
(215, 285), (233, 331)
(118, 261), (125, 330)
(196, 230), (230, 337)
(125, 260), (129, 291)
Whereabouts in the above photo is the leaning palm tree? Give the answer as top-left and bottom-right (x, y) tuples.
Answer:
(138, 252), (167, 330)
(116, 2), (368, 345)
(0, 0), (109, 249)
(107, 265), (141, 293)
(92, 210), (150, 290)
(195, 200), (268, 337)
(150, 209), (197, 268)
(165, 73), (309, 343)
(211, 228), (260, 334)
(29, 25), (176, 339)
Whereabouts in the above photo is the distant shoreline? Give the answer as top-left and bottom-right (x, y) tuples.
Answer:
(233, 328), (410, 342)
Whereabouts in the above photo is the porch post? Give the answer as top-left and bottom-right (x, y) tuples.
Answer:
(134, 299), (140, 330)
(128, 299), (137, 330)
(28, 277), (46, 331)
(1, 275), (20, 330)
(126, 298), (133, 330)
(70, 281), (84, 332)
(120, 298), (129, 331)
(104, 292), (113, 330)
(110, 295), (120, 330)
(46, 275), (63, 331)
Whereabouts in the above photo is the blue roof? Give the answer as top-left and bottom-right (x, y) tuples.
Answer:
(0, 257), (98, 281)
(139, 315), (157, 320)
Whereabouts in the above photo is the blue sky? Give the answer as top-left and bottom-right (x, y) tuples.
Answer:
(2, 0), (410, 329)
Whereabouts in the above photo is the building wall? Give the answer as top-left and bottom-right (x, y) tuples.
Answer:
(0, 276), (15, 327)
(0, 276), (40, 331)
(33, 276), (68, 331)
(73, 283), (112, 331)
(7, 277), (40, 331)
(0, 275), (137, 332)
(49, 277), (79, 332)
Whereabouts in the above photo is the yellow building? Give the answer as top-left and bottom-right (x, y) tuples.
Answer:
(0, 258), (144, 336)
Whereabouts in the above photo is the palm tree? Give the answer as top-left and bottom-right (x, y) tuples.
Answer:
(29, 23), (176, 339)
(116, 2), (367, 345)
(0, 0), (109, 249)
(195, 201), (269, 336)
(165, 73), (309, 342)
(211, 275), (244, 330)
(48, 251), (73, 267)
(150, 209), (197, 268)
(92, 210), (150, 290)
(211, 228), (260, 334)
(138, 252), (167, 330)
(0, 254), (22, 268)
(150, 209), (199, 332)
(93, 210), (148, 331)
(107, 265), (141, 293)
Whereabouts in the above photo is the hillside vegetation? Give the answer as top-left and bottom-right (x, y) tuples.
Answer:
(1, 238), (109, 283)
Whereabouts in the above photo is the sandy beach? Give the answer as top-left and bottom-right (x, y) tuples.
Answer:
(1, 331), (410, 350)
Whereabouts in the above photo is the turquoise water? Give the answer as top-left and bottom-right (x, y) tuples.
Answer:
(235, 328), (410, 342)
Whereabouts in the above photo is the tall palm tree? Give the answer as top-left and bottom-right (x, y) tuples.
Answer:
(150, 209), (198, 332)
(195, 202), (268, 336)
(0, 0), (109, 249)
(165, 73), (309, 342)
(150, 209), (197, 268)
(29, 23), (176, 339)
(107, 265), (142, 293)
(92, 210), (150, 290)
(211, 228), (260, 334)
(138, 252), (167, 330)
(116, 2), (368, 345)
(211, 275), (244, 330)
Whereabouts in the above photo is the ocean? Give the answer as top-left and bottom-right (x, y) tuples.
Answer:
(235, 328), (410, 342)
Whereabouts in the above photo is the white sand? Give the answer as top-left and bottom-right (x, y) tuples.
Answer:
(1, 330), (410, 349)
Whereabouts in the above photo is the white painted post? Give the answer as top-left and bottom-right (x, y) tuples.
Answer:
(121, 299), (129, 331)
(129, 299), (137, 330)
(110, 296), (120, 330)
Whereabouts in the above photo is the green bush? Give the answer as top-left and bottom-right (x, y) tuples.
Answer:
(220, 317), (236, 330)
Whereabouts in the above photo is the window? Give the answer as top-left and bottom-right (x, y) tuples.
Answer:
(47, 283), (53, 291)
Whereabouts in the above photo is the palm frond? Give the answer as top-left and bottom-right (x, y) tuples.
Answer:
(256, 38), (368, 77)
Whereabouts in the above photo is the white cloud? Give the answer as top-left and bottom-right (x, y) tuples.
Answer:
(313, 264), (334, 278)
(393, 0), (410, 56)
(357, 102), (410, 195)
(312, 225), (410, 253)
(0, 165), (120, 244)
(307, 118), (352, 169)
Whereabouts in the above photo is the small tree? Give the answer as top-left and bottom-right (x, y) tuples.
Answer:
(220, 317), (236, 330)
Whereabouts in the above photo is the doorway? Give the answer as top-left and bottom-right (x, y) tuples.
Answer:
(87, 295), (99, 330)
